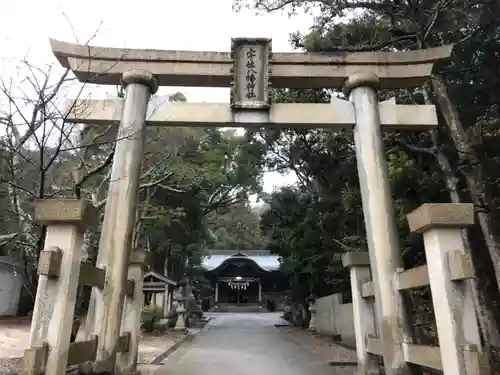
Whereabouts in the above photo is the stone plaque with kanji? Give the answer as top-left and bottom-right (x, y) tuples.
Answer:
(230, 38), (271, 109)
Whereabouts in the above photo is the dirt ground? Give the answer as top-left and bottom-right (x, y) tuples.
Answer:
(279, 327), (500, 375)
(278, 326), (359, 375)
(278, 326), (357, 363)
(137, 331), (186, 364)
(0, 319), (186, 375)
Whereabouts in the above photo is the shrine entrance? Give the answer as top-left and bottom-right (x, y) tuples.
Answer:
(46, 37), (480, 375)
(220, 277), (258, 304)
(202, 250), (288, 308)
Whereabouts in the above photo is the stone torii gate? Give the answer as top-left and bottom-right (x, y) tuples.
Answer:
(45, 37), (475, 375)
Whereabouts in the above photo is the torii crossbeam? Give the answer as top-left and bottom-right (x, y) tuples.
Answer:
(66, 98), (438, 131)
(50, 38), (452, 89)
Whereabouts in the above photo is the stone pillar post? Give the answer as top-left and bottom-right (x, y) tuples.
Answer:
(343, 73), (412, 375)
(115, 249), (152, 375)
(86, 69), (158, 373)
(342, 252), (380, 375)
(163, 263), (169, 316)
(168, 286), (173, 312)
(327, 293), (341, 339)
(308, 300), (317, 332)
(407, 204), (487, 374)
(25, 199), (97, 375)
(163, 286), (170, 317)
(215, 282), (219, 304)
(185, 279), (195, 327)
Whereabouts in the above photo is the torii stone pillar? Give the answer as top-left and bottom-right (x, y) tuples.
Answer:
(85, 69), (158, 373)
(343, 73), (412, 375)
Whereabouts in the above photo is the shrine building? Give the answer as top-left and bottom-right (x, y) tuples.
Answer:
(202, 250), (289, 306)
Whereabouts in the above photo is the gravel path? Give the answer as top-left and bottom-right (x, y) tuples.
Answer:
(0, 357), (23, 375)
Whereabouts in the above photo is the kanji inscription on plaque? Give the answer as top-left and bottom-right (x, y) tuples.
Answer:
(230, 38), (271, 109)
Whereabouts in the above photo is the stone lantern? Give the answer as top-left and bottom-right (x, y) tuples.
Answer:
(173, 282), (187, 331)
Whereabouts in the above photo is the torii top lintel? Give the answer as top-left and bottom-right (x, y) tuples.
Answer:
(49, 38), (452, 90)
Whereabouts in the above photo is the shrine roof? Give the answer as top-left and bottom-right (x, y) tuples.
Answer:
(143, 271), (176, 285)
(202, 250), (280, 272)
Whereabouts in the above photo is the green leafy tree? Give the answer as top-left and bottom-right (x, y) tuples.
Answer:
(235, 0), (500, 354)
(135, 127), (265, 281)
(207, 199), (268, 250)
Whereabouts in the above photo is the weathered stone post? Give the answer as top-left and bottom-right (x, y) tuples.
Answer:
(115, 249), (152, 375)
(258, 281), (262, 303)
(167, 286), (174, 313)
(342, 252), (380, 375)
(163, 284), (171, 317)
(85, 69), (158, 373)
(308, 299), (317, 332)
(215, 281), (219, 304)
(407, 203), (488, 374)
(343, 73), (412, 375)
(186, 280), (195, 322)
(330, 293), (343, 339)
(24, 199), (97, 375)
(163, 263), (171, 317)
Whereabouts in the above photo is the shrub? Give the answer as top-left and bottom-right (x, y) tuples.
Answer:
(141, 305), (163, 332)
(165, 308), (178, 328)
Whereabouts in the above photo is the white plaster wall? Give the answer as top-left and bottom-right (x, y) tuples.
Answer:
(0, 263), (23, 316)
(314, 293), (355, 342)
(315, 295), (335, 334)
(335, 303), (355, 338)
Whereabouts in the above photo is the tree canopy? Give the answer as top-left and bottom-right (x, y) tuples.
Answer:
(234, 0), (500, 356)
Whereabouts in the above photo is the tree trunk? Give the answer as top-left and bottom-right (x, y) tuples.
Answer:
(430, 77), (500, 352)
(431, 75), (500, 295)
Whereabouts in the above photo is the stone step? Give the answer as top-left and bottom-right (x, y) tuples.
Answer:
(210, 303), (267, 313)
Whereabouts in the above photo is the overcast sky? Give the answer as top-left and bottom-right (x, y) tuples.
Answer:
(1, 0), (315, 193)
